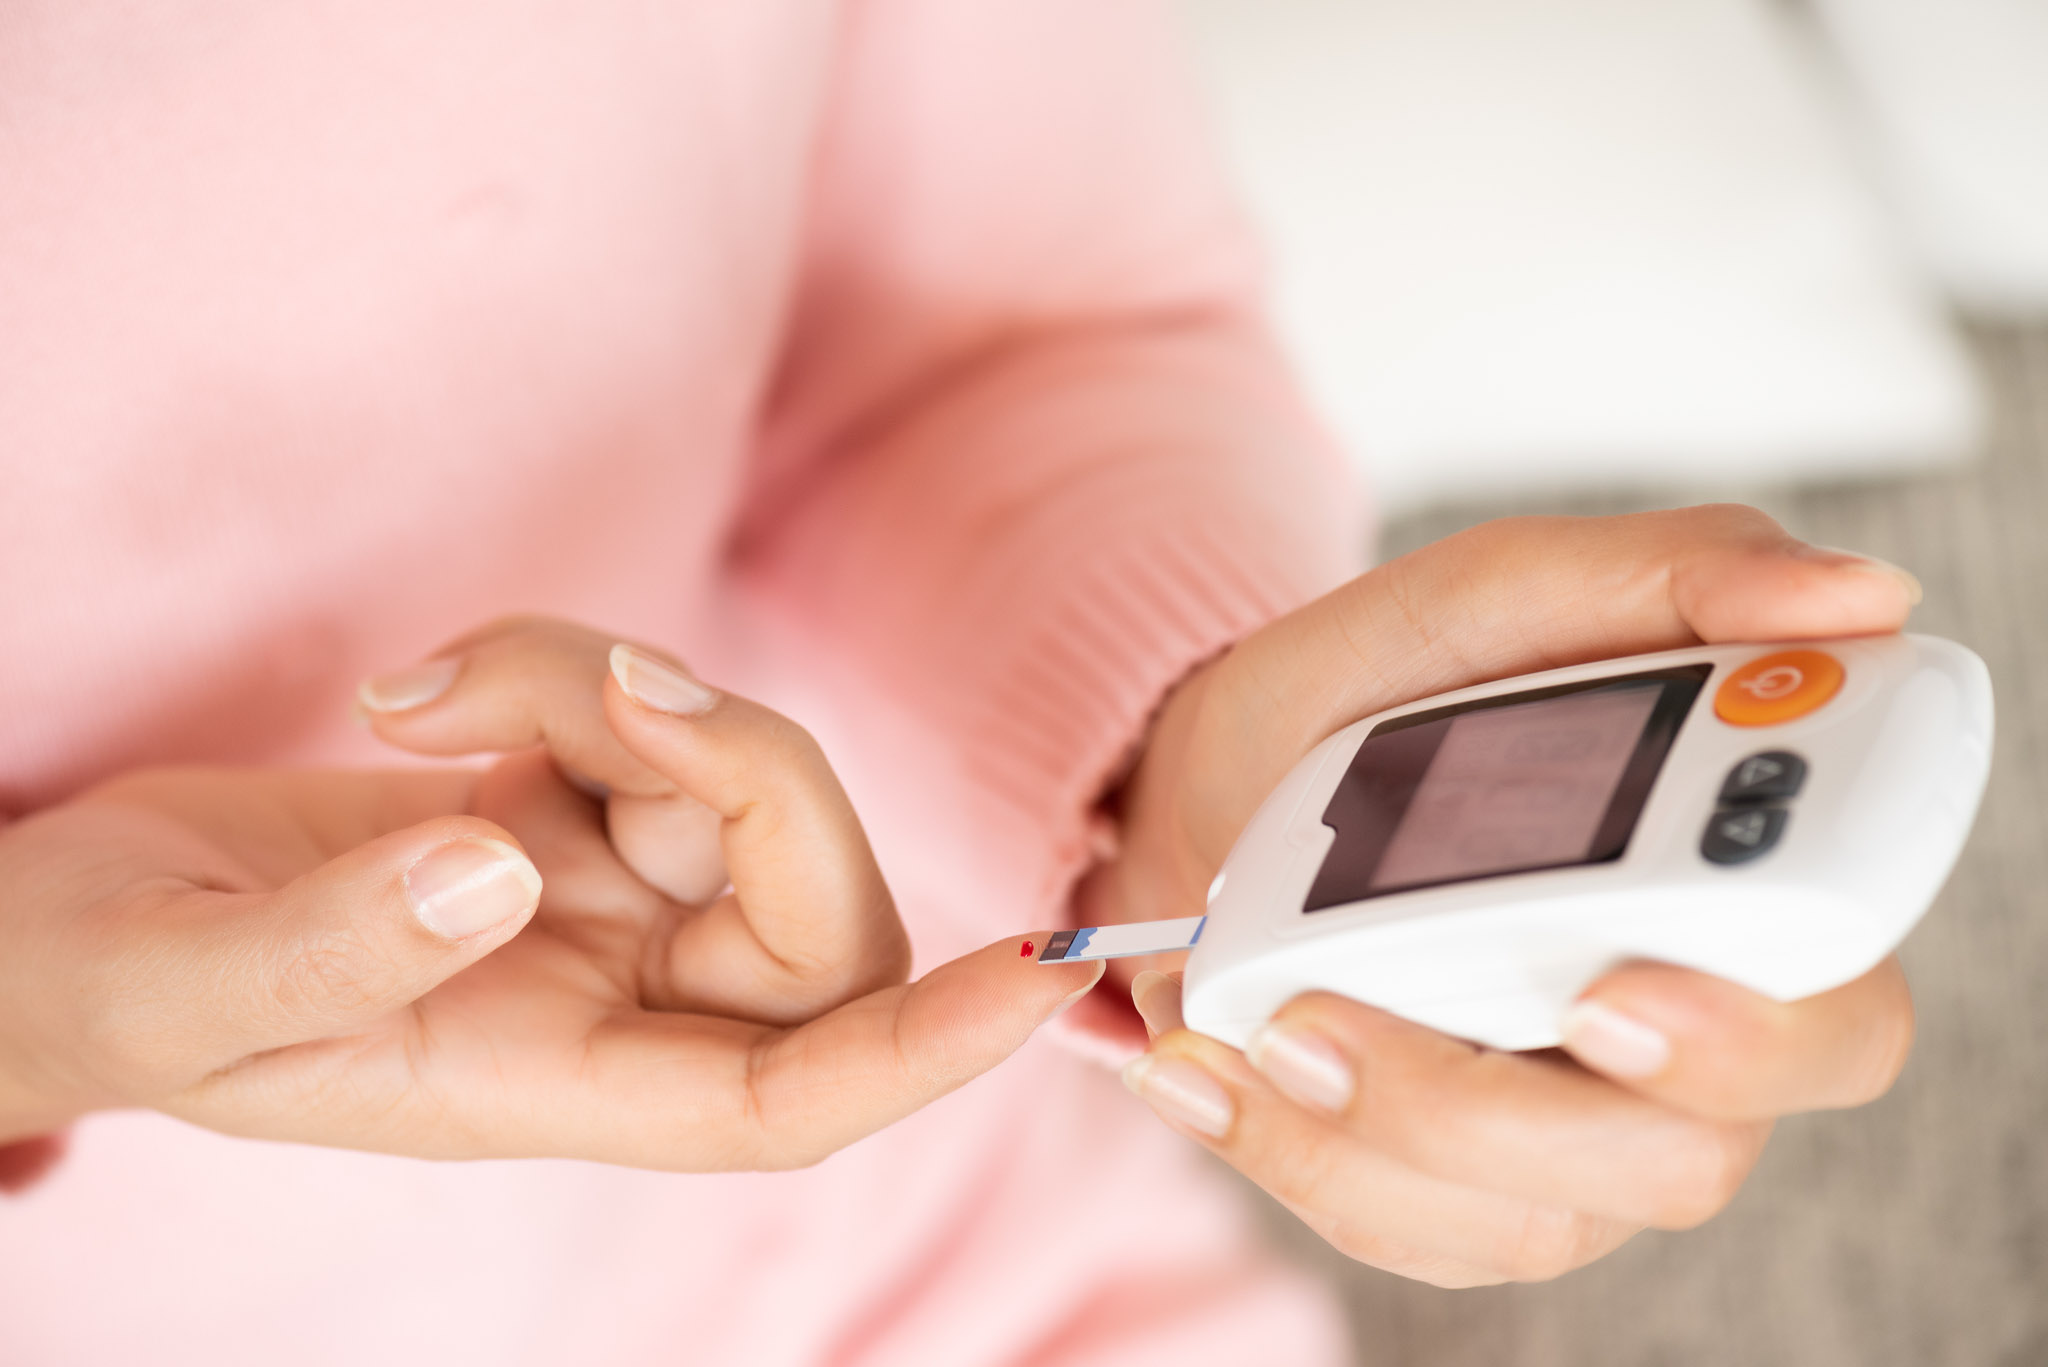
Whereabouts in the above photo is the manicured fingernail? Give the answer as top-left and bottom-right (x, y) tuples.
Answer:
(405, 838), (542, 940)
(609, 643), (718, 716)
(1809, 546), (1924, 606)
(357, 657), (461, 713)
(1130, 970), (1181, 1036)
(1122, 1055), (1233, 1138)
(1560, 1000), (1671, 1079)
(1248, 1022), (1355, 1113)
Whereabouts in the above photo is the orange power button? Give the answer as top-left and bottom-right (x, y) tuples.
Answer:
(1714, 649), (1845, 726)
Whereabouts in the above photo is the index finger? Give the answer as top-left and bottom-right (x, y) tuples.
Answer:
(577, 939), (1104, 1171)
(604, 645), (912, 1020)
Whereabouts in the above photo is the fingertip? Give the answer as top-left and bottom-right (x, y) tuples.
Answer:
(1559, 998), (1673, 1081)
(1564, 960), (1782, 1101)
(983, 937), (1104, 1016)
(1059, 960), (1108, 1010)
(1040, 949), (1106, 1009)
(1679, 536), (1919, 642)
(1122, 1051), (1235, 1139)
(598, 648), (737, 789)
(608, 643), (718, 718)
(1576, 960), (1758, 1035)
(1797, 544), (1922, 602)
(374, 814), (540, 914)
(1130, 969), (1184, 1037)
(356, 656), (463, 716)
(403, 834), (542, 941)
(1574, 957), (1917, 1117)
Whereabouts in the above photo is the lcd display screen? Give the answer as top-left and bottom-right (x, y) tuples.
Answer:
(1303, 667), (1710, 911)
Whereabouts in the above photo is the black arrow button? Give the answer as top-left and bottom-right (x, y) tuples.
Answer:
(1702, 806), (1788, 865)
(1718, 750), (1807, 804)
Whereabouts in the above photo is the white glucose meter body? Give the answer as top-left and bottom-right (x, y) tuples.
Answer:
(1181, 634), (1993, 1052)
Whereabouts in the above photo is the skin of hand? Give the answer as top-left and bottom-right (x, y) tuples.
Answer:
(0, 621), (1101, 1165)
(1082, 504), (1924, 1286)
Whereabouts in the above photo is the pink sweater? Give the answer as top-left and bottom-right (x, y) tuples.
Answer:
(0, 2), (1361, 1362)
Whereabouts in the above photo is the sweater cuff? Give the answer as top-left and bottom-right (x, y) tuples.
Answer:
(964, 513), (1342, 922)
(993, 518), (1351, 1065)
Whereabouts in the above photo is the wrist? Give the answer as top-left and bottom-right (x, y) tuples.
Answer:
(1078, 655), (1233, 995)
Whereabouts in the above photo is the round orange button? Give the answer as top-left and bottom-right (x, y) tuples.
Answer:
(1714, 649), (1845, 726)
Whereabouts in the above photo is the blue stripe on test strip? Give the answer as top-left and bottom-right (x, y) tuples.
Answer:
(1036, 915), (1207, 963)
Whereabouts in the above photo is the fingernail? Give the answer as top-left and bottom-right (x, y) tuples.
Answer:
(609, 643), (718, 716)
(1122, 1055), (1233, 1138)
(1248, 1022), (1355, 1113)
(405, 838), (542, 940)
(1049, 967), (1104, 1018)
(1560, 1000), (1671, 1079)
(357, 657), (462, 713)
(1809, 547), (1924, 607)
(1131, 970), (1180, 1036)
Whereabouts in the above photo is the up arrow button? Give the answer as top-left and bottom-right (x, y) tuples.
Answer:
(1719, 751), (1807, 804)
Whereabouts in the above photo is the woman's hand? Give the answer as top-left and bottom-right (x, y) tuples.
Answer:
(0, 623), (1100, 1166)
(1091, 505), (1924, 1285)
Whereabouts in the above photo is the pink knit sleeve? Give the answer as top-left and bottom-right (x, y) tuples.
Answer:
(734, 0), (1364, 938)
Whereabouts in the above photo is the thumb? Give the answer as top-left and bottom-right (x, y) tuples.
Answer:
(1197, 506), (1920, 855)
(138, 817), (541, 1064)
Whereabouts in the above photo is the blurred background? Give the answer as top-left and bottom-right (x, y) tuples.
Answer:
(1170, 1), (2048, 1362)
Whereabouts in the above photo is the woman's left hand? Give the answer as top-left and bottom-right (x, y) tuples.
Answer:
(1086, 506), (1924, 1285)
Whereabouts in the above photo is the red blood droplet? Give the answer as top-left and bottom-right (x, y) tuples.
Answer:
(1020, 940), (1035, 958)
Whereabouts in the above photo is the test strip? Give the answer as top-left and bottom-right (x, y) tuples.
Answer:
(1037, 915), (1206, 963)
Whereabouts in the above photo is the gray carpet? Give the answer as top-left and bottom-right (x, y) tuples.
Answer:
(1253, 324), (2048, 1366)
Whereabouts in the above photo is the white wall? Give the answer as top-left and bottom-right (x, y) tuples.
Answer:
(1178, 0), (1987, 512)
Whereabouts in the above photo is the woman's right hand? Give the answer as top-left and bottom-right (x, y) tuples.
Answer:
(0, 628), (1100, 1167)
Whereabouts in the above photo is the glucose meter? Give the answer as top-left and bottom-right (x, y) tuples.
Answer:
(1041, 634), (1992, 1052)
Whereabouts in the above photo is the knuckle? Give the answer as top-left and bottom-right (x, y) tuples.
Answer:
(1256, 1122), (1353, 1215)
(761, 711), (827, 773)
(1841, 998), (1916, 1107)
(1362, 1035), (1492, 1158)
(469, 616), (613, 682)
(271, 927), (383, 1023)
(472, 613), (568, 645)
(736, 1036), (836, 1172)
(1687, 501), (1775, 535)
(1653, 1122), (1764, 1228)
(1497, 1206), (1617, 1283)
(64, 902), (188, 1094)
(1649, 501), (1780, 550)
(1325, 1223), (1507, 1289)
(70, 971), (156, 1091)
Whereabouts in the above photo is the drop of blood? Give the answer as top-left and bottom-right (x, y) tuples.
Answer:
(1020, 941), (1035, 958)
